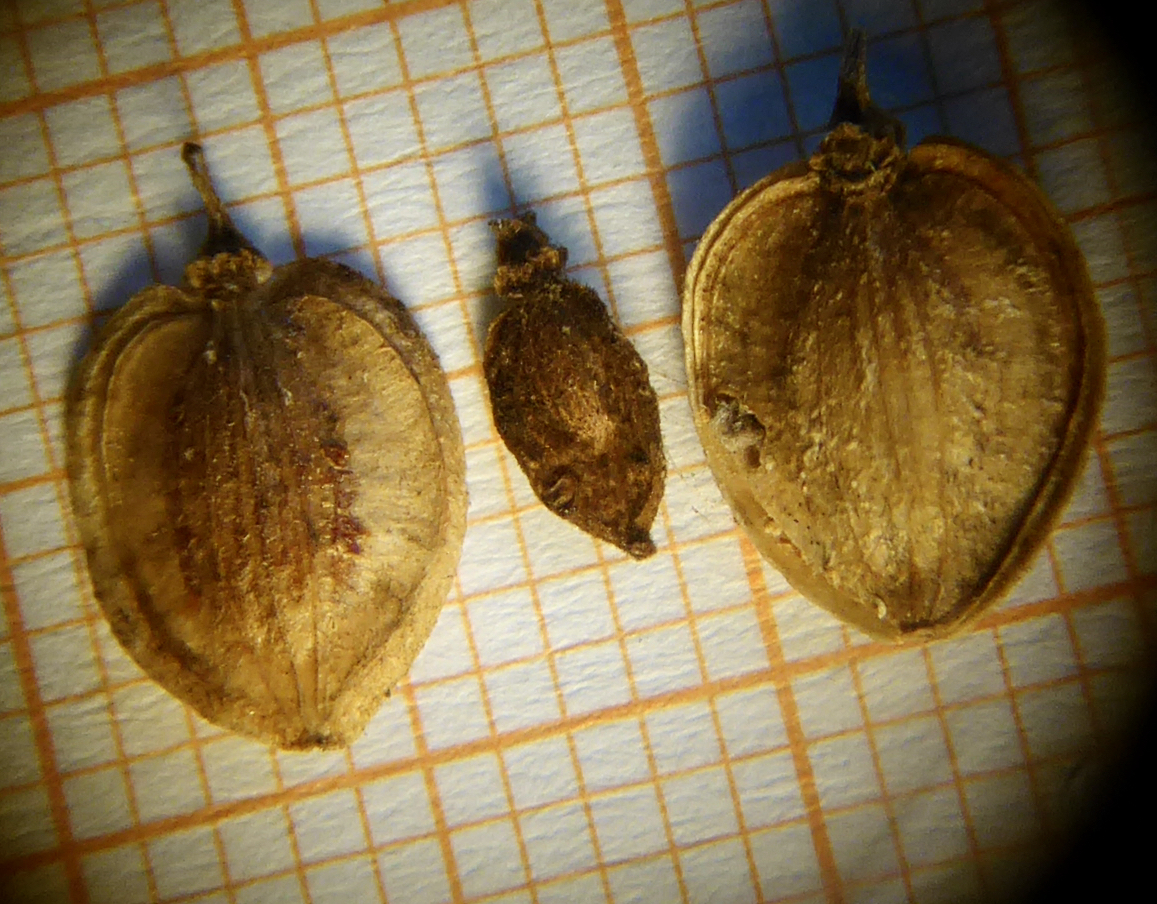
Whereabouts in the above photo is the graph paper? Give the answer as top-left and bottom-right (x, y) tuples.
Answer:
(1, 0), (1154, 902)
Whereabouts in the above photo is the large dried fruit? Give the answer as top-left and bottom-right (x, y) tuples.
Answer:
(484, 214), (665, 559)
(682, 35), (1104, 641)
(66, 144), (467, 748)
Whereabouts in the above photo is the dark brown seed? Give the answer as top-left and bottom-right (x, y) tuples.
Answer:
(484, 213), (665, 559)
(66, 143), (467, 749)
(682, 34), (1105, 641)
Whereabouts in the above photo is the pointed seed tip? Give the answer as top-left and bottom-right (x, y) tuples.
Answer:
(624, 529), (656, 560)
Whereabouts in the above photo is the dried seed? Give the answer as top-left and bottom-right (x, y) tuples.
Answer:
(682, 34), (1105, 640)
(484, 214), (665, 558)
(66, 143), (467, 748)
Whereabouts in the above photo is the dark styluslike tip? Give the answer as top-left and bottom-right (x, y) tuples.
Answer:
(624, 527), (657, 560)
(181, 141), (262, 260)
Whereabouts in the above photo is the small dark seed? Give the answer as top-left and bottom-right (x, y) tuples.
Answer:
(483, 213), (666, 559)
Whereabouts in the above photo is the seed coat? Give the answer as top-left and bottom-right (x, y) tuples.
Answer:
(682, 35), (1104, 640)
(66, 144), (467, 748)
(484, 214), (665, 559)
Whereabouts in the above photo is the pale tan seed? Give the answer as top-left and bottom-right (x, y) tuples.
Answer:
(66, 144), (466, 748)
(682, 35), (1104, 641)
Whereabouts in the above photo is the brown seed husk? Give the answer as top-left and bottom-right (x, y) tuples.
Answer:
(682, 37), (1104, 641)
(66, 144), (466, 748)
(484, 214), (665, 559)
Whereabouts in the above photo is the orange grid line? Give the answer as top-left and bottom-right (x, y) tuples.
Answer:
(738, 534), (842, 903)
(4, 9), (126, 903)
(0, 0), (466, 121)
(379, 8), (486, 899)
(919, 643), (991, 899)
(986, 0), (1112, 857)
(434, 14), (552, 898)
(4, 73), (1153, 286)
(1063, 0), (1157, 658)
(636, 4), (769, 896)
(0, 703), (1130, 881)
(306, 3), (395, 900)
(5, 625), (1149, 790)
(844, 641), (916, 901)
(455, 0), (698, 894)
(0, 518), (86, 900)
(8, 57), (1150, 211)
(605, 0), (686, 285)
(483, 1), (623, 899)
(90, 4), (206, 896)
(755, 0), (808, 162)
(49, 804), (1050, 904)
(3, 561), (1152, 746)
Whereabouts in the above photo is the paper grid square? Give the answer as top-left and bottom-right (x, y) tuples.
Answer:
(414, 674), (492, 749)
(26, 19), (102, 92)
(748, 822), (824, 897)
(362, 770), (436, 846)
(874, 717), (954, 794)
(504, 736), (580, 811)
(82, 845), (151, 904)
(825, 804), (901, 884)
(435, 752), (510, 826)
(0, 36), (32, 103)
(683, 837), (756, 902)
(45, 696), (118, 772)
(858, 649), (935, 721)
(645, 701), (721, 774)
(663, 766), (740, 844)
(573, 719), (651, 793)
(64, 767), (134, 840)
(590, 785), (669, 862)
(451, 819), (526, 898)
(28, 622), (101, 701)
(12, 549), (84, 631)
(793, 666), (863, 737)
(290, 789), (370, 863)
(149, 826), (225, 899)
(627, 622), (703, 698)
(218, 809), (297, 883)
(0, 714), (41, 787)
(520, 801), (598, 880)
(555, 641), (633, 716)
(808, 733), (882, 809)
(485, 658), (563, 732)
(138, 749), (212, 826)
(306, 856), (381, 904)
(732, 750), (806, 829)
(519, 507), (600, 577)
(377, 838), (452, 904)
(0, 114), (49, 184)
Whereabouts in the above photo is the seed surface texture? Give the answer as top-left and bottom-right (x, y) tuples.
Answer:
(682, 35), (1104, 640)
(67, 144), (467, 748)
(484, 214), (665, 559)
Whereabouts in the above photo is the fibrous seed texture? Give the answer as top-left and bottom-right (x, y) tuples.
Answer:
(66, 144), (467, 748)
(682, 34), (1104, 641)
